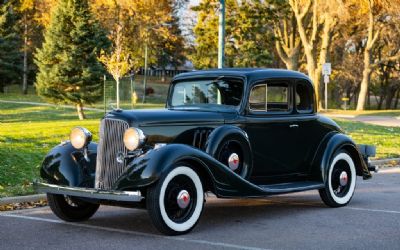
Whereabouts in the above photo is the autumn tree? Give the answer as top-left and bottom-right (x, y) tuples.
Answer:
(355, 0), (400, 110)
(17, 0), (54, 94)
(35, 0), (109, 120)
(94, 0), (135, 109)
(92, 0), (184, 105)
(272, 1), (301, 71)
(288, 0), (345, 109)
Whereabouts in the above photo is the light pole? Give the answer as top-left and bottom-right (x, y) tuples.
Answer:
(218, 0), (225, 69)
(142, 43), (148, 103)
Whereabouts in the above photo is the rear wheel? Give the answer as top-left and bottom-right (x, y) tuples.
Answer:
(319, 150), (356, 207)
(47, 193), (99, 222)
(146, 166), (204, 235)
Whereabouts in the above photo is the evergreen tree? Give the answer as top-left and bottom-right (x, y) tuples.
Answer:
(0, 0), (22, 93)
(35, 0), (109, 119)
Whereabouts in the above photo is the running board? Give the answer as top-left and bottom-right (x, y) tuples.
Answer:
(258, 181), (324, 194)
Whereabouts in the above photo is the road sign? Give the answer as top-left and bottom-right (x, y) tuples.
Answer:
(322, 63), (331, 75)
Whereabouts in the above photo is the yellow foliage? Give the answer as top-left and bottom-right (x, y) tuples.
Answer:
(131, 91), (138, 106)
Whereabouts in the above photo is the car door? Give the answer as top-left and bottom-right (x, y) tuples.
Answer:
(291, 79), (327, 174)
(244, 79), (302, 178)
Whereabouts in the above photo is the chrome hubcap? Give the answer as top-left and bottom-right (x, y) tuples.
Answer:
(339, 171), (348, 186)
(228, 153), (240, 171)
(177, 190), (190, 209)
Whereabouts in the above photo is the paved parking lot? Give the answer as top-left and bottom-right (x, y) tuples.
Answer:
(1, 168), (400, 250)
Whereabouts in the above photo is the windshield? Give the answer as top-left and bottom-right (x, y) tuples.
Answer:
(169, 78), (243, 109)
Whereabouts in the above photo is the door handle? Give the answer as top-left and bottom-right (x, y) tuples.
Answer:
(289, 124), (299, 128)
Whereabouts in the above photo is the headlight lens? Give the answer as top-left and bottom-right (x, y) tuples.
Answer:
(123, 127), (146, 151)
(70, 127), (92, 149)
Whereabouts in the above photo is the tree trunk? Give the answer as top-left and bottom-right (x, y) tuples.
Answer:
(290, 0), (336, 110)
(394, 89), (400, 109)
(367, 90), (371, 109)
(357, 58), (372, 111)
(76, 103), (85, 120)
(273, 12), (301, 71)
(22, 13), (28, 95)
(116, 77), (120, 109)
(377, 88), (384, 110)
(161, 67), (166, 82)
(385, 86), (396, 109)
(356, 0), (376, 111)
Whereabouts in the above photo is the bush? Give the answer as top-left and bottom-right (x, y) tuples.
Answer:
(145, 87), (155, 95)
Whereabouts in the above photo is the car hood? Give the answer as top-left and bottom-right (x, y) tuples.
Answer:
(105, 108), (233, 127)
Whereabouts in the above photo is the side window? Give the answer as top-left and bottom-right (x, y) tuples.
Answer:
(249, 85), (266, 110)
(295, 80), (313, 113)
(249, 82), (289, 112)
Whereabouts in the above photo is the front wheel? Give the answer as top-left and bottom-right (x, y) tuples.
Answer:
(47, 193), (99, 222)
(319, 150), (357, 207)
(146, 166), (204, 235)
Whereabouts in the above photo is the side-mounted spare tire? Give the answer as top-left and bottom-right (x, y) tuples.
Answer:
(205, 126), (252, 179)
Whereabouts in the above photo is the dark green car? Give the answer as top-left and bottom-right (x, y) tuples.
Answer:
(36, 68), (376, 235)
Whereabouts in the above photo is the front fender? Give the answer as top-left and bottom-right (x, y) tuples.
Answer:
(311, 132), (371, 183)
(205, 125), (250, 156)
(113, 144), (267, 197)
(40, 142), (97, 187)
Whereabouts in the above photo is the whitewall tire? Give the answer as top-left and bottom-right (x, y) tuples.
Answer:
(319, 150), (357, 207)
(147, 166), (204, 235)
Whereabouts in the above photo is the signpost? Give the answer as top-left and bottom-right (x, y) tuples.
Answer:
(342, 97), (349, 110)
(322, 63), (331, 110)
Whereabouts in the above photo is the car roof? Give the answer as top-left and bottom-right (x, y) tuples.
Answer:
(173, 68), (312, 85)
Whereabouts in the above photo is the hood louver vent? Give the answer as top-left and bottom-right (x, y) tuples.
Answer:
(192, 129), (212, 150)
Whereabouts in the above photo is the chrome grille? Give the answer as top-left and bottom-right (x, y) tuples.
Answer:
(95, 118), (129, 190)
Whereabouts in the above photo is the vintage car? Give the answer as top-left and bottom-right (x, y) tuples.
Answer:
(35, 68), (376, 235)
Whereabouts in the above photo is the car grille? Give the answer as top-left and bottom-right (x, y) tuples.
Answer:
(192, 129), (212, 150)
(95, 118), (129, 190)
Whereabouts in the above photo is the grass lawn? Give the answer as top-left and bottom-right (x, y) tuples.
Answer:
(335, 119), (400, 159)
(1, 100), (399, 197)
(321, 109), (400, 117)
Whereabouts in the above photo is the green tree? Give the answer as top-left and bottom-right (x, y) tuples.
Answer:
(0, 0), (22, 93)
(35, 0), (109, 120)
(190, 0), (272, 69)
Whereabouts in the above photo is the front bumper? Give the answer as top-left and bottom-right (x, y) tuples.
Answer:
(34, 182), (144, 202)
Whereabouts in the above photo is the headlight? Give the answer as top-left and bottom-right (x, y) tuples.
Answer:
(70, 127), (92, 149)
(123, 127), (146, 151)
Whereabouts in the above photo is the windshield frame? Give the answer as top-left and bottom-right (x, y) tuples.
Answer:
(166, 76), (246, 112)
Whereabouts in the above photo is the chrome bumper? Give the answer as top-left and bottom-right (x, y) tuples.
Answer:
(34, 182), (144, 202)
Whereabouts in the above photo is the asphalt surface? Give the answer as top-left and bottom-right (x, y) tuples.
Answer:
(1, 168), (399, 250)
(326, 114), (400, 127)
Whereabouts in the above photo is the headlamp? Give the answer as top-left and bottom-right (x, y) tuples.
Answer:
(70, 127), (92, 149)
(123, 127), (146, 151)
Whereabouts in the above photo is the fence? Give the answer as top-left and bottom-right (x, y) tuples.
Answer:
(102, 75), (172, 111)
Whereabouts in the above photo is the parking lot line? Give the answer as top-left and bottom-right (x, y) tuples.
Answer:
(260, 200), (400, 215)
(345, 207), (400, 214)
(0, 213), (269, 250)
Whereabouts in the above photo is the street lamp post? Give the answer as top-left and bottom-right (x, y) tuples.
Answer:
(218, 0), (225, 69)
(143, 43), (148, 104)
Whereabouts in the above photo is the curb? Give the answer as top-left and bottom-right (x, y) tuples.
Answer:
(0, 194), (46, 206)
(371, 158), (400, 166)
(1, 159), (399, 206)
